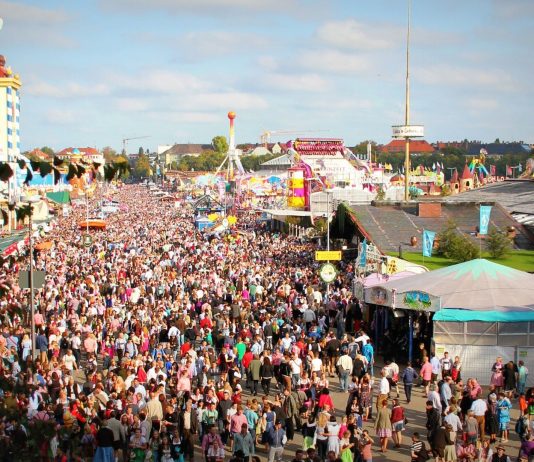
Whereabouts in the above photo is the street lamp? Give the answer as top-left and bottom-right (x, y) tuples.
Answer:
(23, 196), (40, 360)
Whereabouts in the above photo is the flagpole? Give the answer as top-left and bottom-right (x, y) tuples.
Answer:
(404, 0), (412, 202)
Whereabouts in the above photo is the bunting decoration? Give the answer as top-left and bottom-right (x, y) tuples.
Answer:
(0, 155), (130, 186)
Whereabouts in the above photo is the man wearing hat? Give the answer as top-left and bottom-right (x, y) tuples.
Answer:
(492, 445), (511, 462)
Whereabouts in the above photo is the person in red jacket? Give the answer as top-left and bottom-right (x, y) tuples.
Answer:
(242, 348), (253, 389)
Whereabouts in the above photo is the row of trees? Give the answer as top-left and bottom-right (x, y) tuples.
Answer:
(351, 141), (533, 178)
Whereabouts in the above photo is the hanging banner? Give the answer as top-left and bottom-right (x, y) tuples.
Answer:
(479, 205), (492, 235)
(422, 230), (436, 257)
(359, 238), (367, 268)
(395, 290), (441, 312)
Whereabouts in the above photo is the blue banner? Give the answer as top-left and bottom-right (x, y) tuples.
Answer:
(359, 238), (367, 267)
(422, 230), (436, 257)
(479, 205), (492, 235)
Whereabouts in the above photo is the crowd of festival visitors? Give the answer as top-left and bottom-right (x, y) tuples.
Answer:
(0, 183), (531, 462)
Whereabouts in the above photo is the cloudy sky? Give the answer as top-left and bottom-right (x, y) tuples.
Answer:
(2, 0), (533, 152)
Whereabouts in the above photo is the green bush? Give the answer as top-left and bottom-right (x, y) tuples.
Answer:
(437, 219), (479, 262)
(486, 227), (512, 258)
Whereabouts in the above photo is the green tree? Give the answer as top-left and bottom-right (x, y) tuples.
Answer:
(40, 146), (55, 157)
(212, 136), (229, 154)
(350, 140), (377, 156)
(133, 154), (151, 178)
(437, 219), (478, 262)
(485, 227), (512, 258)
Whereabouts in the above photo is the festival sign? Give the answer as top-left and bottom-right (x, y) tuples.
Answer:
(394, 290), (441, 312)
(364, 286), (392, 306)
(392, 125), (425, 138)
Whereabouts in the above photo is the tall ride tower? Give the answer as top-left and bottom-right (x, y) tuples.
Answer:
(0, 54), (22, 230)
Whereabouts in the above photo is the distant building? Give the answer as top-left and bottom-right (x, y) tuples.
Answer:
(157, 144), (173, 155)
(161, 143), (212, 166)
(259, 154), (291, 171)
(56, 147), (105, 165)
(380, 140), (434, 155)
(26, 148), (50, 161)
(435, 141), (531, 157)
(465, 142), (530, 157)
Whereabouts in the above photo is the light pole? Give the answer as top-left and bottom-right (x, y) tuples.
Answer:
(403, 0), (412, 202)
(325, 189), (333, 299)
(24, 196), (39, 359)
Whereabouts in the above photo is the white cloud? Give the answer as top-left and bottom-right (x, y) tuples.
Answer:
(182, 92), (268, 110)
(491, 0), (534, 19)
(297, 49), (370, 74)
(0, 1), (69, 24)
(415, 65), (516, 90)
(178, 30), (270, 59)
(112, 70), (209, 94)
(0, 1), (75, 48)
(262, 73), (329, 92)
(464, 98), (499, 111)
(257, 56), (279, 72)
(100, 0), (301, 15)
(26, 80), (110, 98)
(146, 111), (220, 123)
(114, 98), (150, 112)
(44, 108), (77, 125)
(317, 19), (398, 51)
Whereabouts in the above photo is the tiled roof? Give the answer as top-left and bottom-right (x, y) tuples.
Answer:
(380, 140), (434, 153)
(57, 147), (100, 157)
(162, 144), (212, 156)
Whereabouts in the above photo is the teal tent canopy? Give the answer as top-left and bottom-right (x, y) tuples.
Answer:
(433, 308), (534, 323)
(375, 259), (534, 312)
(46, 191), (70, 204)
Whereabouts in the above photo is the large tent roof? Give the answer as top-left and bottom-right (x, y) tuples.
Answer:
(375, 259), (534, 312)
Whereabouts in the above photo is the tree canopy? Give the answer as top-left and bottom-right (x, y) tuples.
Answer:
(132, 154), (151, 178)
(212, 136), (229, 154)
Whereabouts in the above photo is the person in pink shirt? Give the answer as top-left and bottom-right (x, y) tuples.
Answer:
(177, 369), (191, 393)
(420, 356), (433, 396)
(229, 405), (248, 441)
(84, 333), (97, 355)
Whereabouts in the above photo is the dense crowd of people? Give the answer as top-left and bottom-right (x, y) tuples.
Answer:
(0, 183), (530, 462)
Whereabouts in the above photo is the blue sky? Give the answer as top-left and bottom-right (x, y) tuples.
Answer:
(2, 0), (533, 152)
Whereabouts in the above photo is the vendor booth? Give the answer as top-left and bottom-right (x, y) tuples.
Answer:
(366, 259), (534, 385)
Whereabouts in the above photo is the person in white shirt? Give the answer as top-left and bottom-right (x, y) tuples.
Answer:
(377, 369), (390, 410)
(470, 393), (488, 439)
(289, 354), (302, 389)
(443, 405), (463, 433)
(62, 350), (77, 371)
(354, 332), (370, 346)
(427, 384), (442, 414)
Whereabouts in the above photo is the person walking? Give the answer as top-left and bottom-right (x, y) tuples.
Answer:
(390, 398), (406, 448)
(267, 420), (286, 462)
(233, 423), (255, 462)
(248, 354), (262, 396)
(260, 357), (274, 396)
(401, 362), (418, 404)
(374, 399), (392, 453)
(336, 350), (353, 393)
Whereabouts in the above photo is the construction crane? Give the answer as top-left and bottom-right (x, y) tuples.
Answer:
(122, 135), (151, 154)
(260, 129), (329, 147)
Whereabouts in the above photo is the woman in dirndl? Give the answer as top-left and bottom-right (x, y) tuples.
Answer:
(374, 398), (392, 453)
(490, 357), (504, 393)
